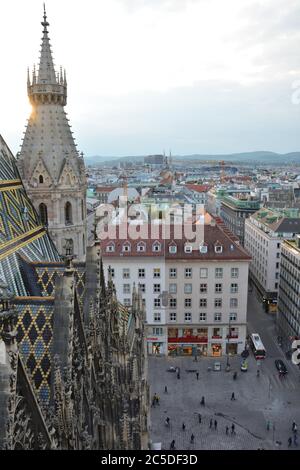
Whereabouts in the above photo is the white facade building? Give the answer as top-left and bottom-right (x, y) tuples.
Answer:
(244, 208), (300, 307)
(101, 220), (251, 357)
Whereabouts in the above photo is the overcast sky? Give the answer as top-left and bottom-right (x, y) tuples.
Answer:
(1, 0), (300, 156)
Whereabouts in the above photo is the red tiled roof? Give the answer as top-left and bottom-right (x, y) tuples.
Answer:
(185, 184), (211, 193)
(100, 223), (251, 261)
(95, 186), (116, 193)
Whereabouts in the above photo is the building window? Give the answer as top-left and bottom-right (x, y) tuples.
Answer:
(122, 242), (131, 252)
(39, 175), (44, 184)
(184, 245), (193, 253)
(123, 298), (131, 306)
(169, 268), (177, 278)
(200, 268), (208, 278)
(169, 312), (177, 322)
(215, 268), (223, 278)
(139, 283), (146, 293)
(200, 298), (207, 308)
(137, 242), (146, 252)
(170, 298), (177, 308)
(138, 268), (145, 278)
(169, 283), (177, 294)
(65, 201), (73, 225)
(64, 238), (74, 256)
(169, 245), (177, 253)
(229, 313), (237, 321)
(153, 268), (161, 278)
(200, 283), (207, 293)
(185, 268), (192, 278)
(215, 244), (223, 253)
(154, 312), (161, 322)
(214, 298), (222, 308)
(154, 298), (161, 308)
(152, 241), (161, 252)
(215, 283), (222, 293)
(108, 268), (115, 278)
(123, 284), (131, 294)
(153, 327), (163, 335)
(184, 312), (192, 322)
(184, 283), (192, 294)
(230, 298), (238, 308)
(123, 268), (130, 279)
(39, 203), (48, 226)
(199, 312), (207, 321)
(199, 244), (208, 253)
(231, 267), (239, 278)
(154, 284), (161, 293)
(231, 283), (238, 293)
(214, 313), (222, 322)
(185, 298), (192, 308)
(106, 243), (115, 252)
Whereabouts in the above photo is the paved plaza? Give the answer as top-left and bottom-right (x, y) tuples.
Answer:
(148, 290), (300, 450)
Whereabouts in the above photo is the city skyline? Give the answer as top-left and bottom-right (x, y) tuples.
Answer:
(1, 0), (300, 156)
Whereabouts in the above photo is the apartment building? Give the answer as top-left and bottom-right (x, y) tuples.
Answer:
(220, 195), (260, 245)
(277, 236), (300, 346)
(244, 208), (300, 310)
(101, 220), (251, 357)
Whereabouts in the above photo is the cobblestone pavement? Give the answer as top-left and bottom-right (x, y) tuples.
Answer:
(148, 291), (300, 451)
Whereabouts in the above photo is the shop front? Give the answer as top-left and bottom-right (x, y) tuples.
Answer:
(147, 337), (166, 355)
(211, 343), (222, 357)
(226, 342), (238, 355)
(168, 327), (208, 356)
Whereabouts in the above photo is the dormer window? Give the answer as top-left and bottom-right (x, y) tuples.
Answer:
(152, 241), (161, 252)
(122, 242), (131, 252)
(39, 175), (44, 184)
(215, 243), (223, 253)
(199, 244), (208, 254)
(137, 242), (146, 252)
(169, 244), (177, 254)
(184, 245), (193, 254)
(106, 243), (115, 253)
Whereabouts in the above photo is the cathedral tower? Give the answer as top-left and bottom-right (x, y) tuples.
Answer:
(17, 6), (87, 260)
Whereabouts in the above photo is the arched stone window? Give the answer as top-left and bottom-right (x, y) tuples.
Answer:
(65, 201), (73, 225)
(81, 199), (85, 221)
(39, 175), (44, 184)
(39, 203), (48, 226)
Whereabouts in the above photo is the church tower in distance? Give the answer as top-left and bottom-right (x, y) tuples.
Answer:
(17, 5), (87, 260)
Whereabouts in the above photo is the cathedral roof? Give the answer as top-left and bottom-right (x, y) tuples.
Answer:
(0, 134), (60, 296)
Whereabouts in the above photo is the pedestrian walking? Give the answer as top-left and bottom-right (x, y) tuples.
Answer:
(209, 418), (213, 428)
(292, 422), (297, 433)
(177, 372), (180, 379)
(288, 437), (292, 448)
(190, 433), (195, 444)
(231, 392), (236, 401)
(182, 423), (186, 431)
(294, 434), (298, 446)
(196, 372), (199, 380)
(151, 397), (156, 407)
(165, 417), (170, 427)
(170, 440), (175, 450)
(198, 413), (202, 424)
(200, 396), (205, 406)
(156, 394), (160, 406)
(164, 385), (168, 394)
(266, 421), (270, 431)
(214, 419), (218, 430)
(231, 424), (235, 435)
(226, 426), (229, 435)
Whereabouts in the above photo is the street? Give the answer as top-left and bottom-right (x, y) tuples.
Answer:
(148, 288), (300, 450)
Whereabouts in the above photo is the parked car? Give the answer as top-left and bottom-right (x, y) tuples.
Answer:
(240, 361), (248, 372)
(213, 361), (221, 371)
(275, 359), (288, 374)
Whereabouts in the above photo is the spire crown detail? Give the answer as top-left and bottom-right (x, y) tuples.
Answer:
(27, 5), (67, 106)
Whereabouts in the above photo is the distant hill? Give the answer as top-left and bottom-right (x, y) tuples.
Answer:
(85, 151), (300, 166)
